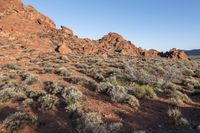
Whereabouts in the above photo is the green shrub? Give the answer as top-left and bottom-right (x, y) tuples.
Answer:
(38, 94), (60, 111)
(133, 85), (157, 99)
(3, 112), (38, 133)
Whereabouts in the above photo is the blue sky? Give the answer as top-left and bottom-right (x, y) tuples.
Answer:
(22, 0), (200, 51)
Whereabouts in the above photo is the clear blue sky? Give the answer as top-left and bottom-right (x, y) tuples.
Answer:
(22, 0), (200, 51)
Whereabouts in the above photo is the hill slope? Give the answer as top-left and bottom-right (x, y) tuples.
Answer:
(0, 0), (199, 133)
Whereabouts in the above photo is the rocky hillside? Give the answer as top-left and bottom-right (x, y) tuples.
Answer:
(0, 0), (199, 133)
(0, 0), (189, 60)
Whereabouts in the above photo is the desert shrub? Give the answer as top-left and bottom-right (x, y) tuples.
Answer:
(64, 76), (97, 90)
(168, 108), (189, 126)
(109, 85), (127, 102)
(22, 98), (35, 108)
(3, 112), (38, 133)
(25, 90), (46, 100)
(133, 69), (158, 85)
(109, 85), (140, 109)
(170, 90), (192, 104)
(38, 94), (60, 111)
(0, 74), (10, 82)
(108, 122), (125, 133)
(62, 87), (83, 112)
(96, 82), (114, 94)
(133, 130), (146, 133)
(133, 85), (157, 99)
(79, 68), (105, 81)
(75, 63), (88, 69)
(97, 81), (140, 108)
(0, 88), (26, 103)
(76, 112), (106, 133)
(21, 73), (39, 85)
(194, 70), (200, 78)
(59, 55), (69, 62)
(55, 67), (70, 76)
(8, 73), (17, 79)
(2, 64), (17, 70)
(181, 67), (194, 76)
(163, 66), (183, 83)
(124, 95), (140, 109)
(182, 78), (200, 90)
(43, 81), (64, 95)
(82, 56), (99, 64)
(43, 66), (54, 73)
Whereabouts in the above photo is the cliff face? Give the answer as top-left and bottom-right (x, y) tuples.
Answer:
(0, 0), (189, 60)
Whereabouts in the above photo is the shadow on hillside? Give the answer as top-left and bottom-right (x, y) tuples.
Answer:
(0, 106), (17, 122)
(110, 99), (200, 133)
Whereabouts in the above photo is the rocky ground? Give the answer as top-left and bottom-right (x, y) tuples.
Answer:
(0, 0), (200, 133)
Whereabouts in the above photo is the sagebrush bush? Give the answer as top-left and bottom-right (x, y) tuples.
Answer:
(124, 95), (140, 109)
(25, 90), (46, 100)
(96, 82), (114, 94)
(76, 112), (106, 133)
(64, 76), (97, 90)
(79, 68), (105, 81)
(38, 94), (60, 111)
(3, 112), (38, 133)
(98, 84), (140, 109)
(168, 108), (189, 126)
(170, 90), (192, 104)
(22, 98), (35, 108)
(109, 85), (127, 103)
(62, 87), (83, 112)
(43, 81), (64, 95)
(55, 67), (70, 76)
(108, 122), (124, 133)
(0, 88), (26, 103)
(2, 64), (17, 70)
(21, 73), (39, 85)
(133, 85), (157, 99)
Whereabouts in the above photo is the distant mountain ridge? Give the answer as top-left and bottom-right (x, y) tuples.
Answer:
(184, 49), (200, 56)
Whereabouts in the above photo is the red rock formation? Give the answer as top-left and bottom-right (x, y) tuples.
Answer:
(0, 0), (190, 60)
(159, 48), (190, 60)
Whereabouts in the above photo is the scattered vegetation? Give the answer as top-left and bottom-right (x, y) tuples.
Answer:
(168, 108), (189, 126)
(21, 73), (39, 85)
(3, 112), (38, 133)
(55, 67), (70, 76)
(37, 94), (60, 111)
(132, 84), (157, 99)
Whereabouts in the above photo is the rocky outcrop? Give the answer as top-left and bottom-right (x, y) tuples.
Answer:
(159, 48), (190, 60)
(0, 0), (190, 60)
